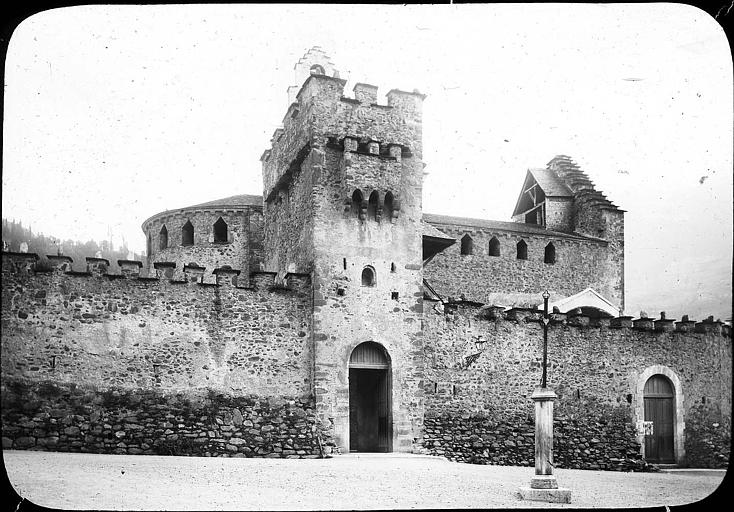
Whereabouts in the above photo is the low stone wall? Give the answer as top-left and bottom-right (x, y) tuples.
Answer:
(422, 399), (654, 471)
(1, 378), (329, 458)
(684, 403), (731, 469)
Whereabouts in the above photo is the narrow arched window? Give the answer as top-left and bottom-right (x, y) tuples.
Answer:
(182, 220), (194, 246)
(351, 189), (363, 217)
(460, 234), (473, 255)
(367, 191), (379, 221)
(147, 233), (152, 256)
(517, 240), (528, 260)
(544, 242), (556, 264)
(488, 236), (500, 257)
(384, 191), (394, 221)
(213, 217), (228, 243)
(361, 266), (376, 286)
(159, 225), (168, 250)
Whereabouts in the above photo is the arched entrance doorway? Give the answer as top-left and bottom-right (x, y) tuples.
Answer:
(349, 342), (392, 452)
(643, 375), (675, 463)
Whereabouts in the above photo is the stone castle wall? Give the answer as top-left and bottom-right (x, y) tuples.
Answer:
(423, 221), (622, 309)
(142, 207), (264, 279)
(1, 252), (327, 457)
(421, 300), (731, 469)
(2, 252), (729, 467)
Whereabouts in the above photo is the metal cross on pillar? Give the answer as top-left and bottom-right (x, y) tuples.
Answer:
(519, 290), (572, 503)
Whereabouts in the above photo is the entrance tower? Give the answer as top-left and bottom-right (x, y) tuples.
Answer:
(260, 48), (426, 452)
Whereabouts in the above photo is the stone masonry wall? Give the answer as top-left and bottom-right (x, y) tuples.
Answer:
(260, 72), (427, 452)
(423, 221), (621, 308)
(1, 252), (327, 457)
(2, 379), (326, 458)
(143, 207), (263, 279)
(262, 156), (315, 275)
(421, 300), (731, 469)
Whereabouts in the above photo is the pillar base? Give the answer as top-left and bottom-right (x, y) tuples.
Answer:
(530, 474), (558, 489)
(518, 486), (572, 504)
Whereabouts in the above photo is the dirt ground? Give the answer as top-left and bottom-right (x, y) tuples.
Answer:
(3, 450), (728, 510)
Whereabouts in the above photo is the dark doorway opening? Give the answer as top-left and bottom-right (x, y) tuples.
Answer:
(643, 375), (675, 463)
(349, 342), (392, 453)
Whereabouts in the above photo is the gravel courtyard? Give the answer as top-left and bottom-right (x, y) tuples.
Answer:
(4, 450), (727, 510)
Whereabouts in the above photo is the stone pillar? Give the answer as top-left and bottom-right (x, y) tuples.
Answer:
(532, 388), (556, 480)
(519, 388), (571, 503)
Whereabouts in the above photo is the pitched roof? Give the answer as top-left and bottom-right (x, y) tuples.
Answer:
(420, 220), (454, 240)
(528, 168), (573, 197)
(187, 194), (263, 209)
(422, 213), (606, 243)
(548, 287), (619, 317)
(141, 193), (264, 228)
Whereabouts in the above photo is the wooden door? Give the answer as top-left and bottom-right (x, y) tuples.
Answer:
(643, 375), (675, 463)
(349, 342), (392, 453)
(349, 368), (380, 452)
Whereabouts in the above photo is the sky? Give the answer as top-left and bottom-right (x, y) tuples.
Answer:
(2, 3), (732, 321)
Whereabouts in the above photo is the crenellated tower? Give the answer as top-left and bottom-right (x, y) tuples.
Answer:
(261, 48), (426, 453)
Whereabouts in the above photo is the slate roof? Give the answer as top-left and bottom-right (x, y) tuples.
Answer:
(527, 168), (573, 197)
(422, 213), (606, 243)
(420, 220), (454, 241)
(141, 194), (263, 228)
(187, 194), (263, 209)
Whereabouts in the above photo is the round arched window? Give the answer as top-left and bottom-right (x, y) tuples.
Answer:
(361, 266), (376, 287)
(310, 64), (325, 75)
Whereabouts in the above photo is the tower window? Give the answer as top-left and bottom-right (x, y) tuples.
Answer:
(367, 191), (379, 221)
(517, 240), (528, 260)
(147, 233), (152, 256)
(460, 234), (473, 255)
(310, 64), (325, 75)
(182, 221), (194, 246)
(544, 242), (556, 264)
(361, 266), (376, 287)
(159, 225), (168, 250)
(351, 189), (363, 217)
(213, 217), (228, 243)
(384, 191), (394, 222)
(488, 236), (500, 257)
(390, 262), (396, 273)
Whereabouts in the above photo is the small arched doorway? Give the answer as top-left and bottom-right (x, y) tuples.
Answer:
(349, 342), (392, 453)
(643, 375), (675, 463)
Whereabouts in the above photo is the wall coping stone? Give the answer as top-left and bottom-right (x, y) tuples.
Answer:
(213, 267), (241, 275)
(117, 260), (143, 268)
(85, 257), (110, 265)
(47, 255), (73, 264)
(2, 251), (39, 260)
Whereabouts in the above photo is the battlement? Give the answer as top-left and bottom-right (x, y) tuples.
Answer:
(262, 73), (425, 199)
(430, 297), (731, 338)
(1, 252), (310, 293)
